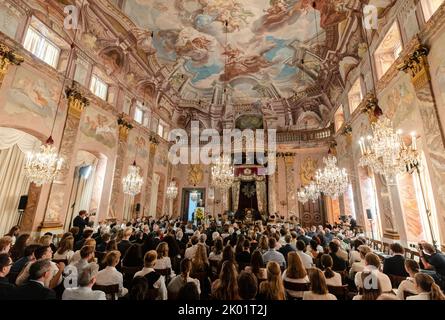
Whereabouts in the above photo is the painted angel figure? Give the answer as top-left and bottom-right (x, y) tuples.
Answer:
(132, 28), (157, 55)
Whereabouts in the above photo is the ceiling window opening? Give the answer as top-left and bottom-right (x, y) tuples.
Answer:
(374, 22), (403, 79)
(421, 0), (444, 22)
(23, 26), (60, 69)
(90, 74), (108, 100)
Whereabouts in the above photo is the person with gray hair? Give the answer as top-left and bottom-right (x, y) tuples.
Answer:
(62, 263), (106, 300)
(14, 259), (56, 300)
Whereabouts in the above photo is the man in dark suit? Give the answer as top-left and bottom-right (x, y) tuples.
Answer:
(383, 243), (409, 277)
(73, 210), (89, 240)
(0, 254), (16, 300)
(14, 259), (56, 300)
(279, 235), (296, 262)
(118, 227), (134, 257)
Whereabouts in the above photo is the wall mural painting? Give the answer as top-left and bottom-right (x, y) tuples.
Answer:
(300, 156), (317, 186)
(435, 59), (445, 105)
(124, 0), (351, 99)
(128, 135), (149, 159)
(379, 75), (416, 126)
(155, 144), (168, 167)
(4, 67), (60, 125)
(80, 107), (117, 149)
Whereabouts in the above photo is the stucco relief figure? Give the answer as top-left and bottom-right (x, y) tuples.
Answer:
(300, 157), (318, 186)
(262, 100), (275, 117)
(132, 28), (157, 55)
(188, 164), (204, 186)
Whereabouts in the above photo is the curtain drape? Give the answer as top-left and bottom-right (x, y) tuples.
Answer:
(256, 179), (266, 214)
(123, 194), (134, 221)
(232, 180), (241, 212)
(0, 128), (40, 236)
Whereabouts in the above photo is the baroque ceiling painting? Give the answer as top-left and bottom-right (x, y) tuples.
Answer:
(124, 0), (349, 100)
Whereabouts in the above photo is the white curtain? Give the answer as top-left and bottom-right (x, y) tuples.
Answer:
(123, 194), (134, 221)
(232, 180), (240, 212)
(0, 127), (41, 236)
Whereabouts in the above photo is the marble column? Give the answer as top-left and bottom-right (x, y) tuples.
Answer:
(0, 43), (23, 87)
(143, 137), (158, 216)
(42, 85), (88, 231)
(268, 171), (277, 216)
(284, 155), (296, 218)
(109, 115), (132, 220)
(399, 44), (445, 249)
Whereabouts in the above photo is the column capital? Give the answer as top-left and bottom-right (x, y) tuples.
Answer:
(117, 114), (133, 142)
(398, 44), (430, 90)
(0, 43), (24, 73)
(65, 83), (89, 119)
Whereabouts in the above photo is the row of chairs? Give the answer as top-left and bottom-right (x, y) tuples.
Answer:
(366, 239), (421, 262)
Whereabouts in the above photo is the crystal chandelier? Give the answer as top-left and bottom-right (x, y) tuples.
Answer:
(297, 181), (320, 204)
(211, 154), (235, 190)
(315, 155), (349, 198)
(122, 161), (144, 196)
(358, 116), (413, 179)
(166, 181), (178, 200)
(24, 137), (64, 186)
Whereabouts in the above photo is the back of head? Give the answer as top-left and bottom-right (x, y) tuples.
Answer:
(268, 237), (276, 249)
(365, 252), (381, 269)
(191, 236), (199, 246)
(296, 240), (305, 251)
(238, 271), (258, 300)
(404, 259), (419, 273)
(328, 241), (339, 253)
(24, 244), (41, 258)
(123, 227), (133, 239)
(0, 236), (13, 251)
(80, 245), (95, 259)
(29, 259), (51, 281)
(129, 276), (148, 300)
(309, 268), (328, 295)
(144, 250), (157, 268)
(104, 250), (121, 267)
(320, 254), (335, 279)
(78, 263), (99, 287)
(180, 258), (192, 276)
(390, 243), (404, 255)
(83, 229), (94, 239)
(178, 282), (200, 300)
(361, 271), (382, 300)
(287, 252), (306, 279)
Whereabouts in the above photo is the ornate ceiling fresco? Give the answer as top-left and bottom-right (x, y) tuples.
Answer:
(122, 0), (396, 104)
(124, 0), (342, 100)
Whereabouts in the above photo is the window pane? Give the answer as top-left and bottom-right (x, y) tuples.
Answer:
(90, 75), (108, 100)
(134, 107), (143, 124)
(421, 0), (444, 21)
(374, 22), (403, 79)
(23, 26), (60, 68)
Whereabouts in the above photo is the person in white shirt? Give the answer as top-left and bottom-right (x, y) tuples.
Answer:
(407, 272), (445, 300)
(53, 235), (75, 264)
(296, 240), (313, 269)
(70, 238), (96, 264)
(320, 254), (342, 287)
(209, 238), (223, 262)
(95, 250), (128, 300)
(134, 250), (167, 300)
(282, 252), (310, 298)
(349, 245), (371, 280)
(184, 236), (199, 260)
(302, 268), (337, 300)
(355, 252), (392, 293)
(396, 259), (419, 300)
(349, 239), (365, 266)
(62, 263), (106, 300)
(154, 242), (173, 271)
(167, 258), (201, 299)
(353, 271), (382, 300)
(73, 245), (96, 276)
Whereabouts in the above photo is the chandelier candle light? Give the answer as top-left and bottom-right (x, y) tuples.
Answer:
(24, 136), (64, 186)
(122, 161), (144, 196)
(297, 181), (320, 204)
(211, 155), (235, 190)
(315, 155), (349, 198)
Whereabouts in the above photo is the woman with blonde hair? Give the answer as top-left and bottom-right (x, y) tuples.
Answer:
(211, 260), (240, 300)
(303, 268), (337, 300)
(282, 252), (309, 298)
(96, 250), (128, 299)
(396, 259), (419, 300)
(154, 242), (173, 273)
(258, 261), (286, 300)
(407, 273), (445, 300)
(191, 243), (211, 296)
(54, 235), (75, 263)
